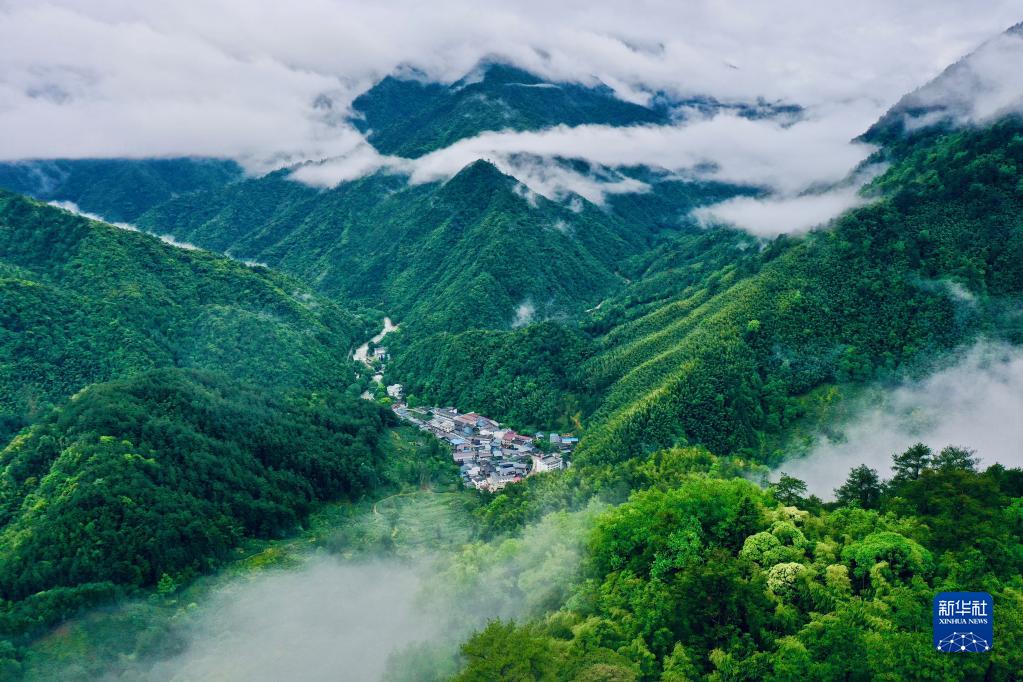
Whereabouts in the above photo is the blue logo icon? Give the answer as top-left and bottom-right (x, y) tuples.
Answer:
(933, 592), (993, 652)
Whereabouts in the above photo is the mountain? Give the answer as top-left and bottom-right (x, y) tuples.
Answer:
(0, 190), (420, 639)
(0, 368), (397, 637)
(394, 121), (1023, 464)
(3, 24), (1023, 682)
(864, 22), (1023, 145)
(134, 159), (746, 338)
(0, 190), (377, 442)
(0, 158), (243, 223)
(351, 62), (672, 157)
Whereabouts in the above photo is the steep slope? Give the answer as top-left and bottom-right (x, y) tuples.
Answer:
(0, 368), (397, 636)
(865, 22), (1023, 145)
(351, 62), (671, 157)
(575, 119), (1023, 464)
(0, 158), (243, 223)
(137, 161), (738, 337)
(0, 190), (375, 443)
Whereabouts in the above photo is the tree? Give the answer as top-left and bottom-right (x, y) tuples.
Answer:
(890, 442), (932, 482)
(834, 465), (882, 510)
(455, 620), (557, 682)
(772, 473), (808, 506)
(931, 445), (979, 472)
(156, 573), (177, 597)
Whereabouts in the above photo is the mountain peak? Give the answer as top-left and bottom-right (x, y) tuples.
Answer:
(350, 61), (667, 158)
(864, 21), (1023, 143)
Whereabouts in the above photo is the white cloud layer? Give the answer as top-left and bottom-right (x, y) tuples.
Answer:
(143, 560), (430, 681)
(4, 2), (1023, 235)
(779, 342), (1023, 498)
(693, 187), (868, 237)
(1, 1), (1021, 166)
(292, 108), (877, 213)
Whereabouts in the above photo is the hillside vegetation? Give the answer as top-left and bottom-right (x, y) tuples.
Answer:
(440, 447), (1023, 681)
(0, 158), (242, 222)
(0, 190), (377, 442)
(0, 369), (399, 637)
(573, 120), (1023, 464)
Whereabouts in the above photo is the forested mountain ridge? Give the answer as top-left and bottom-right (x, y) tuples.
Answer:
(351, 61), (800, 158)
(0, 190), (378, 442)
(0, 190), (429, 642)
(0, 368), (402, 637)
(351, 62), (672, 157)
(134, 158), (745, 338)
(0, 158), (243, 223)
(476, 118), (1023, 464)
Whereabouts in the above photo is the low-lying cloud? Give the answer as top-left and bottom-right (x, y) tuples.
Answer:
(779, 342), (1023, 498)
(693, 186), (867, 236)
(41, 502), (604, 681)
(51, 200), (275, 262)
(144, 560), (430, 682)
(407, 109), (875, 193)
(693, 164), (887, 236)
(293, 107), (877, 225)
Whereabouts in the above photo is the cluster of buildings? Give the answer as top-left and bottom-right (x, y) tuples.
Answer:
(360, 335), (574, 492)
(391, 402), (576, 491)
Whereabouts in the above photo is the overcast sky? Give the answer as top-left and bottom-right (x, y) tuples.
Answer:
(2, 1), (1022, 232)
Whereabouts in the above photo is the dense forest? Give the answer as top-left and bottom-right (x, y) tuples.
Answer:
(0, 158), (243, 223)
(133, 160), (746, 344)
(442, 445), (1023, 681)
(389, 118), (1023, 467)
(0, 190), (380, 442)
(0, 32), (1021, 681)
(0, 369), (398, 638)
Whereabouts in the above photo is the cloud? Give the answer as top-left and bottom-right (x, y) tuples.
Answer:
(140, 559), (431, 682)
(693, 188), (867, 236)
(895, 25), (1023, 129)
(5, 3), (1023, 236)
(290, 106), (877, 216)
(512, 301), (536, 327)
(408, 111), (874, 193)
(44, 502), (604, 681)
(779, 342), (1023, 498)
(1, 1), (1020, 169)
(692, 164), (886, 236)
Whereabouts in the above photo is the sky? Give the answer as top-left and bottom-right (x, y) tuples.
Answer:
(2, 1), (1022, 233)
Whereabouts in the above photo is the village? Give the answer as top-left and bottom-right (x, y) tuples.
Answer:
(353, 322), (575, 491)
(392, 401), (576, 491)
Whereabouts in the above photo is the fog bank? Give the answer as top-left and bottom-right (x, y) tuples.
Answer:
(141, 560), (430, 682)
(780, 342), (1023, 497)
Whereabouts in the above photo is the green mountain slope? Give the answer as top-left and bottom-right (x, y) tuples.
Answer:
(574, 118), (1023, 464)
(0, 368), (396, 636)
(0, 190), (376, 442)
(351, 63), (671, 157)
(441, 449), (1023, 682)
(0, 158), (242, 223)
(136, 160), (740, 338)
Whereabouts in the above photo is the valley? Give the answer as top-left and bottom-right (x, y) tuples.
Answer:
(2, 10), (1023, 681)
